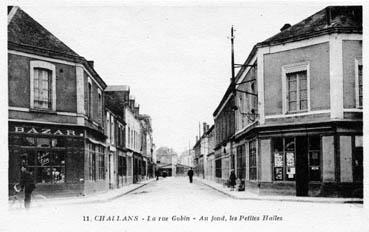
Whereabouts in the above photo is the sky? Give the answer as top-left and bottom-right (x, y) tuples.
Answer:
(18, 1), (332, 153)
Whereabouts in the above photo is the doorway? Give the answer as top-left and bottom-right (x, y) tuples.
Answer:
(295, 136), (309, 196)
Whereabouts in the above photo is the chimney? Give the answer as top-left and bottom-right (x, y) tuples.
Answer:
(203, 122), (207, 135)
(325, 7), (331, 25)
(280, 23), (291, 31)
(87, 60), (94, 68)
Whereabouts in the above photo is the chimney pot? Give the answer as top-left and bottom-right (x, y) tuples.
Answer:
(87, 60), (94, 68)
(280, 23), (291, 31)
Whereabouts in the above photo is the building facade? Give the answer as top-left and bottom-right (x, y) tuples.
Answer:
(8, 6), (108, 196)
(231, 6), (362, 197)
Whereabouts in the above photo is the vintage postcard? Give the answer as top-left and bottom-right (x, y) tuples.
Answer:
(2, 1), (368, 232)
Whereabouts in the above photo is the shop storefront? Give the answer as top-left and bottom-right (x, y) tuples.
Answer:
(237, 121), (363, 197)
(8, 122), (108, 197)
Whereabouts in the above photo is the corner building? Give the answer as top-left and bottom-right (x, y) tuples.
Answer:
(232, 6), (362, 197)
(8, 6), (108, 196)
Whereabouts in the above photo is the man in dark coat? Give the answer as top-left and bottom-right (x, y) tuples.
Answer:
(187, 168), (194, 183)
(155, 169), (159, 180)
(229, 170), (236, 191)
(20, 166), (35, 209)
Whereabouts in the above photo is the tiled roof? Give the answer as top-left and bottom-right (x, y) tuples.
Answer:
(8, 6), (80, 58)
(258, 6), (362, 47)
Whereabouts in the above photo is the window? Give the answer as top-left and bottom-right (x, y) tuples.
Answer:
(88, 143), (96, 181)
(88, 82), (92, 117)
(308, 136), (321, 181)
(106, 112), (110, 142)
(249, 140), (257, 180)
(215, 158), (222, 178)
(98, 91), (102, 123)
(355, 58), (363, 108)
(97, 152), (105, 180)
(282, 62), (310, 114)
(236, 145), (245, 180)
(353, 136), (363, 182)
(127, 127), (130, 147)
(30, 61), (56, 111)
(110, 116), (115, 145)
(272, 136), (321, 182)
(272, 137), (295, 181)
(287, 71), (307, 112)
(22, 151), (65, 184)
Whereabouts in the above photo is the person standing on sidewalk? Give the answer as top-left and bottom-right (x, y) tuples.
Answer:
(229, 170), (236, 191)
(155, 169), (159, 181)
(187, 168), (194, 183)
(20, 166), (35, 209)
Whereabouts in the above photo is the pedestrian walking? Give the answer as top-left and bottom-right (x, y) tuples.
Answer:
(20, 166), (35, 209)
(155, 169), (159, 180)
(187, 168), (194, 183)
(229, 170), (236, 191)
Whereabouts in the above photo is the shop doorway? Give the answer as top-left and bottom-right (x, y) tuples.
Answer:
(295, 136), (309, 196)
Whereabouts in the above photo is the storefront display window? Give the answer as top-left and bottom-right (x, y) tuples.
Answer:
(21, 151), (65, 184)
(249, 140), (257, 180)
(353, 136), (363, 182)
(272, 137), (295, 181)
(308, 136), (321, 181)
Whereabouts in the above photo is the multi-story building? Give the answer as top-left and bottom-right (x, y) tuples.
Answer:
(204, 125), (215, 181)
(138, 114), (155, 179)
(231, 6), (362, 197)
(8, 6), (108, 196)
(213, 89), (236, 184)
(105, 100), (127, 189)
(105, 85), (149, 184)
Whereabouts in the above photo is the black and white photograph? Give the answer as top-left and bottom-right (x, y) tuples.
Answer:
(2, 1), (368, 232)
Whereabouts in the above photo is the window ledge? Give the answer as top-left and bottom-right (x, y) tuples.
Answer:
(29, 108), (57, 115)
(285, 110), (309, 115)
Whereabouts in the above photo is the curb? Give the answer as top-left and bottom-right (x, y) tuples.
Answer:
(60, 180), (155, 205)
(197, 180), (363, 204)
(9, 180), (155, 210)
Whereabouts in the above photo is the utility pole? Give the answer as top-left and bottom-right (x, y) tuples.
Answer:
(230, 26), (236, 172)
(231, 25), (236, 97)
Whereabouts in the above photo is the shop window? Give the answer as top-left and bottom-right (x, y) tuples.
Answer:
(25, 137), (36, 146)
(51, 138), (66, 147)
(215, 158), (222, 178)
(308, 136), (321, 181)
(118, 156), (125, 176)
(353, 136), (363, 182)
(25, 151), (65, 184)
(88, 143), (96, 181)
(249, 140), (257, 180)
(98, 153), (105, 180)
(236, 145), (245, 180)
(272, 137), (296, 181)
(37, 138), (50, 147)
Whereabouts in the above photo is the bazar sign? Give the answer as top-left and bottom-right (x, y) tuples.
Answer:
(14, 127), (83, 136)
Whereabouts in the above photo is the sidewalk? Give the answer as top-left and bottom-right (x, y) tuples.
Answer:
(9, 178), (155, 210)
(195, 177), (363, 204)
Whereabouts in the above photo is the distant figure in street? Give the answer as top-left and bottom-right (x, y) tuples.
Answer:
(229, 170), (236, 191)
(155, 169), (159, 180)
(20, 166), (36, 209)
(187, 168), (194, 183)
